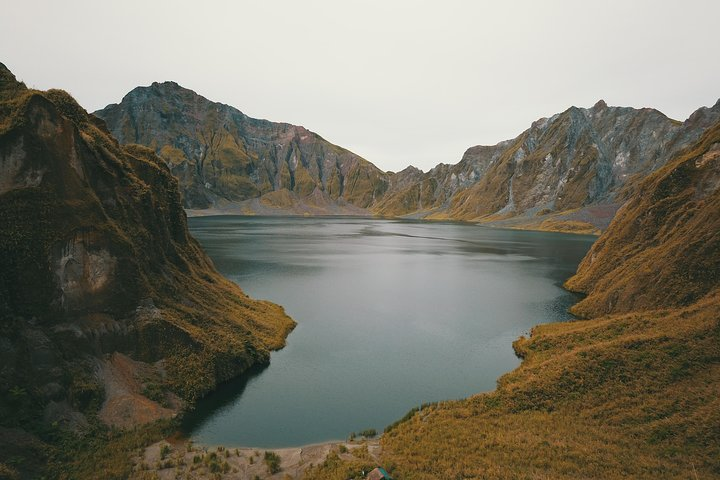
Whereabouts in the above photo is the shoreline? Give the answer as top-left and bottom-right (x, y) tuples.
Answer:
(163, 216), (596, 478)
(185, 208), (604, 236)
(137, 435), (382, 479)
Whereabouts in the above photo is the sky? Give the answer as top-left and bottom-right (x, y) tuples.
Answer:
(2, 0), (719, 172)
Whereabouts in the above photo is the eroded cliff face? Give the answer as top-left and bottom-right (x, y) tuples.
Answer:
(565, 119), (720, 317)
(374, 143), (509, 218)
(375, 100), (720, 231)
(94, 82), (388, 212)
(0, 64), (295, 439)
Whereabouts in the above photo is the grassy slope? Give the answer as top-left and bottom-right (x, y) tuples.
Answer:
(565, 122), (720, 318)
(0, 79), (294, 401)
(380, 298), (719, 479)
(308, 123), (720, 478)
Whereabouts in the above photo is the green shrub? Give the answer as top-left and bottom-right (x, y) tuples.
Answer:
(264, 451), (281, 474)
(159, 444), (170, 460)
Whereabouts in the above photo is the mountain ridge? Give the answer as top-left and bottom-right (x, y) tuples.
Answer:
(379, 99), (719, 219)
(95, 81), (389, 213)
(95, 84), (720, 233)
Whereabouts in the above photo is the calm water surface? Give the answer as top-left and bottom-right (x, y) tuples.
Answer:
(182, 217), (595, 447)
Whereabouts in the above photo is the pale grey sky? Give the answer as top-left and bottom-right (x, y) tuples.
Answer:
(2, 0), (719, 172)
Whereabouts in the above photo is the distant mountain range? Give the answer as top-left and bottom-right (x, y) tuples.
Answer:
(95, 83), (720, 233)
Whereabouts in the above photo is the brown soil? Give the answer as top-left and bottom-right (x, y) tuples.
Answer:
(97, 353), (181, 429)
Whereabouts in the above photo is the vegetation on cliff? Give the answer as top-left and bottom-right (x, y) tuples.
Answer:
(565, 121), (720, 317)
(0, 63), (294, 478)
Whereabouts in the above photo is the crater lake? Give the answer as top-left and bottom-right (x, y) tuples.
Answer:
(181, 217), (595, 447)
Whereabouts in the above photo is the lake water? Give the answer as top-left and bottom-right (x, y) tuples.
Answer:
(181, 216), (595, 448)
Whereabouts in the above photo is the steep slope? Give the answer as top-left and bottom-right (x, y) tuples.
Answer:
(0, 64), (294, 477)
(310, 120), (720, 479)
(374, 100), (720, 233)
(94, 82), (388, 213)
(373, 143), (504, 218)
(565, 122), (720, 316)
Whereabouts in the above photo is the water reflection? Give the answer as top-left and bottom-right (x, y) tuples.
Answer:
(180, 364), (268, 436)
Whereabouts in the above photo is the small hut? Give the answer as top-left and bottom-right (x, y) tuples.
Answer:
(367, 467), (392, 480)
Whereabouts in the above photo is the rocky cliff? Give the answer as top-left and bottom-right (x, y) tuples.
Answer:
(94, 82), (388, 213)
(0, 62), (294, 475)
(375, 100), (720, 233)
(97, 84), (720, 234)
(565, 119), (720, 317)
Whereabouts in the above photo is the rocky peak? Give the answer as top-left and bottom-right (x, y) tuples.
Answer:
(150, 80), (181, 90)
(95, 83), (388, 211)
(0, 62), (16, 84)
(592, 99), (608, 111)
(0, 62), (26, 99)
(398, 165), (423, 175)
(530, 117), (550, 130)
(685, 98), (720, 127)
(378, 98), (715, 229)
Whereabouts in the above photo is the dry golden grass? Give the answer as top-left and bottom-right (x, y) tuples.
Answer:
(375, 295), (720, 479)
(302, 445), (378, 480)
(566, 123), (720, 318)
(533, 219), (600, 235)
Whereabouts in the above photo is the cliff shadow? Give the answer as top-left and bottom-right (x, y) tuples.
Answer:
(178, 363), (268, 438)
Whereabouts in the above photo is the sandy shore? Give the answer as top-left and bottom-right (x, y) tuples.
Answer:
(132, 437), (382, 479)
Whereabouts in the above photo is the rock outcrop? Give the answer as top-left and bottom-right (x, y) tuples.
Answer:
(94, 82), (388, 213)
(375, 99), (720, 232)
(0, 62), (295, 444)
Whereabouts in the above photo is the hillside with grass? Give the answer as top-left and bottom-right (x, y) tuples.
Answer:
(307, 120), (720, 479)
(0, 63), (294, 479)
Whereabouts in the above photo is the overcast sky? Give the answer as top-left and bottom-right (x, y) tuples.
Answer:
(2, 1), (719, 172)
